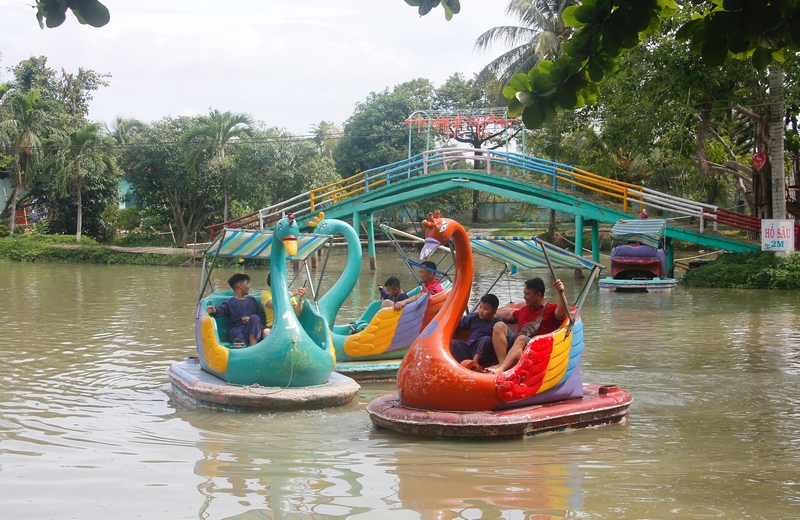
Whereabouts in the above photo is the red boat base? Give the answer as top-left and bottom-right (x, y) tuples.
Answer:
(367, 383), (633, 438)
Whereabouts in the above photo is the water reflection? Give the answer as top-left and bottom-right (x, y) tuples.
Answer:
(180, 404), (588, 520)
(2, 252), (800, 518)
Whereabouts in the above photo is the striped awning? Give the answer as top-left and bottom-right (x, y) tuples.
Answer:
(204, 228), (329, 260)
(470, 236), (601, 273)
(610, 219), (666, 248)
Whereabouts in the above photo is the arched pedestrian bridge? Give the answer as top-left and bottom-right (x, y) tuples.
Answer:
(210, 148), (767, 272)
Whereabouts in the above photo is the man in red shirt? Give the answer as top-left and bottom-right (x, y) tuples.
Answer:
(393, 261), (443, 311)
(488, 277), (567, 373)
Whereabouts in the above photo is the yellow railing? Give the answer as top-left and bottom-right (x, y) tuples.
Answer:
(555, 167), (645, 213)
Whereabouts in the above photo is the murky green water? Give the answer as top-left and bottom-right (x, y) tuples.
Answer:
(1, 248), (799, 519)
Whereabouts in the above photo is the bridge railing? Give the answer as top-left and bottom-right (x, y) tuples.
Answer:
(206, 146), (770, 239)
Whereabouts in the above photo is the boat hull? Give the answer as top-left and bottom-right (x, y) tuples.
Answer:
(598, 277), (677, 292)
(334, 360), (401, 382)
(168, 357), (359, 411)
(367, 383), (632, 438)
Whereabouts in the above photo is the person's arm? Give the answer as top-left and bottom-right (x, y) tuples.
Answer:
(553, 279), (567, 321)
(393, 291), (422, 311)
(208, 300), (229, 317)
(495, 307), (516, 323)
(456, 314), (470, 333)
(378, 286), (389, 300)
(292, 287), (307, 316)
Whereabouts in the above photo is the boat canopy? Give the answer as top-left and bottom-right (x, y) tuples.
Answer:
(470, 236), (602, 273)
(609, 219), (666, 248)
(204, 228), (330, 261)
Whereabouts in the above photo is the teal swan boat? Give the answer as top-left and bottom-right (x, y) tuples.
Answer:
(167, 214), (360, 411)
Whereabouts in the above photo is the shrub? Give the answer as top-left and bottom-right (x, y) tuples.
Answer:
(682, 251), (800, 290)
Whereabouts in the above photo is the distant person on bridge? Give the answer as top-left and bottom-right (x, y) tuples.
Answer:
(393, 261), (443, 312)
(488, 278), (568, 374)
(639, 207), (649, 219)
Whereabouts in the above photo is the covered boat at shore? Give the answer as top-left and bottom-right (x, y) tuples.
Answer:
(367, 212), (632, 438)
(168, 215), (359, 411)
(598, 218), (677, 292)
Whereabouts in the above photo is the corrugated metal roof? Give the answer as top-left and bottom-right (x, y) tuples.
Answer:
(470, 236), (601, 273)
(609, 219), (666, 248)
(204, 229), (329, 260)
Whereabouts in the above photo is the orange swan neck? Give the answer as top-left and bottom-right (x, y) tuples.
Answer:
(397, 219), (499, 411)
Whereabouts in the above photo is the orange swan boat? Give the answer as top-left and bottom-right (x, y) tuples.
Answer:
(367, 211), (632, 438)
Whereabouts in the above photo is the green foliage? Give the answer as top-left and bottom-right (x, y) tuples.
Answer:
(0, 235), (190, 265)
(417, 1), (799, 129)
(0, 224), (9, 238)
(405, 0), (461, 19)
(333, 78), (435, 176)
(35, 0), (110, 29)
(682, 251), (800, 290)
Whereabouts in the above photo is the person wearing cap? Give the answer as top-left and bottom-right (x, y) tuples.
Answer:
(206, 273), (268, 347)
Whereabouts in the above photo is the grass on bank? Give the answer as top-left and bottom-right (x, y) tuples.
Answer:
(0, 234), (192, 266)
(681, 251), (800, 290)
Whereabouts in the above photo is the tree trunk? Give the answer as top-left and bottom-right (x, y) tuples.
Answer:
(547, 209), (556, 242)
(76, 185), (83, 242)
(8, 183), (19, 235)
(223, 179), (229, 223)
(769, 65), (786, 220)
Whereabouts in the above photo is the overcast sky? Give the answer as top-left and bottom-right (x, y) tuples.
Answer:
(1, 0), (516, 135)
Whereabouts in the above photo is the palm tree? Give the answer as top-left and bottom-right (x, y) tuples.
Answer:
(102, 115), (145, 145)
(474, 0), (577, 93)
(0, 90), (48, 234)
(45, 123), (116, 241)
(182, 109), (253, 222)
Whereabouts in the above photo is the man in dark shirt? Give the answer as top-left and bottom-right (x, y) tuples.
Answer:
(206, 273), (268, 347)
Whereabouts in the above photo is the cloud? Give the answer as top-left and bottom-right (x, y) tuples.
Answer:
(0, 0), (515, 133)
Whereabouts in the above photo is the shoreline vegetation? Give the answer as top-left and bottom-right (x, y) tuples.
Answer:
(0, 233), (800, 290)
(2, 232), (797, 290)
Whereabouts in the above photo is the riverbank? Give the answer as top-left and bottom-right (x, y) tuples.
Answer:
(0, 235), (195, 266)
(682, 250), (800, 289)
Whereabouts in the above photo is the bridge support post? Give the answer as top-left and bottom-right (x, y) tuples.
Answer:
(666, 238), (675, 278)
(590, 219), (600, 264)
(574, 215), (584, 256)
(310, 251), (318, 269)
(574, 215), (584, 278)
(366, 212), (377, 271)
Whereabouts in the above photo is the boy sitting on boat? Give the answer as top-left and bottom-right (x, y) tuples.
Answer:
(378, 276), (409, 308)
(206, 273), (268, 347)
(489, 278), (568, 373)
(449, 294), (503, 368)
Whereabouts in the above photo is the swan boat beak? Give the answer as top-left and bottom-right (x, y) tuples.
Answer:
(282, 236), (298, 256)
(420, 238), (441, 260)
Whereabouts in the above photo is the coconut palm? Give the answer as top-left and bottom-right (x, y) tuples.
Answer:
(0, 89), (50, 234)
(102, 115), (146, 145)
(45, 123), (116, 241)
(182, 109), (253, 222)
(474, 0), (578, 93)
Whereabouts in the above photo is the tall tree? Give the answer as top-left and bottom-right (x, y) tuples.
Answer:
(234, 127), (341, 209)
(0, 90), (49, 234)
(182, 109), (252, 223)
(44, 123), (117, 241)
(122, 117), (221, 246)
(102, 116), (145, 145)
(474, 0), (578, 94)
(333, 78), (435, 177)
